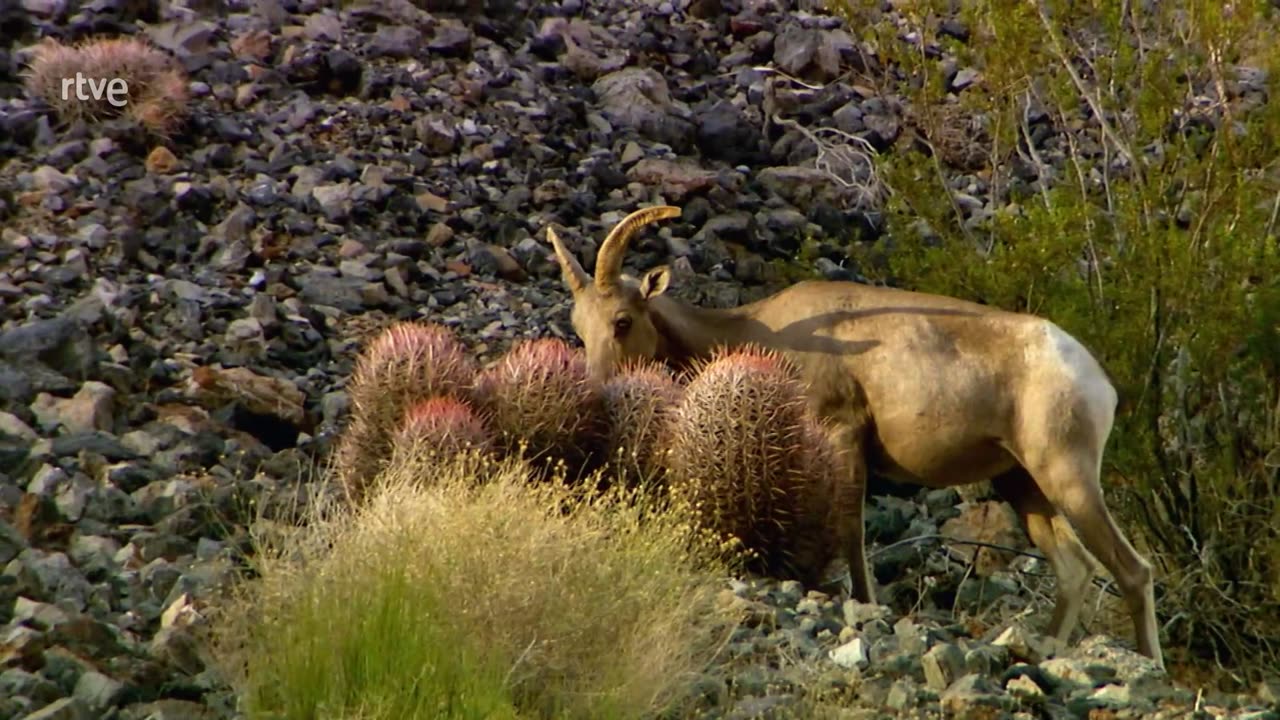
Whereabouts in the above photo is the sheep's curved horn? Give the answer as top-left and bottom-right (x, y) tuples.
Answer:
(546, 226), (591, 294)
(594, 205), (682, 290)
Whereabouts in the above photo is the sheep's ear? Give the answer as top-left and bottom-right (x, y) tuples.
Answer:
(639, 266), (671, 299)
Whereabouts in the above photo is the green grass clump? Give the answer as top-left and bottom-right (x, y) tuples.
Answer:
(215, 449), (739, 720)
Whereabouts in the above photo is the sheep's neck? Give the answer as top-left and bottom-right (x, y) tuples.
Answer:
(649, 294), (756, 371)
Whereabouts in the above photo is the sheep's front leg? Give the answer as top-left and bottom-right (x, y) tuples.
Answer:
(826, 421), (875, 603)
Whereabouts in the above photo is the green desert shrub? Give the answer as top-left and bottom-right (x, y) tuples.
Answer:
(215, 450), (739, 720)
(827, 0), (1280, 681)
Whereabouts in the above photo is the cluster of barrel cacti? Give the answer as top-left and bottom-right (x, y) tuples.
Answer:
(332, 321), (846, 583)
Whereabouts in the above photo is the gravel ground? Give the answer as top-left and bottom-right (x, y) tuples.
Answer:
(1, 0), (1278, 717)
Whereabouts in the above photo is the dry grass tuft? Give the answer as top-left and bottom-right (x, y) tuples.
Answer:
(22, 35), (190, 135)
(214, 451), (739, 720)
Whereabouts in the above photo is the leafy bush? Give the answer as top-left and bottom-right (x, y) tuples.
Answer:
(215, 451), (739, 720)
(826, 0), (1280, 683)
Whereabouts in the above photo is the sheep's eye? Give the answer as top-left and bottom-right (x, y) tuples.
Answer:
(613, 316), (633, 336)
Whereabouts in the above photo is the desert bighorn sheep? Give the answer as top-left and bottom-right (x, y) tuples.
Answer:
(546, 205), (1163, 668)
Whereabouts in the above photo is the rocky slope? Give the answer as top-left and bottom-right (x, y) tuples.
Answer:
(1, 0), (1278, 718)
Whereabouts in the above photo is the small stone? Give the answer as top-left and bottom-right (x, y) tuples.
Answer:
(936, 499), (1024, 571)
(73, 671), (125, 712)
(149, 625), (204, 675)
(1091, 683), (1132, 705)
(416, 191), (449, 213)
(311, 183), (353, 222)
(829, 637), (868, 670)
(428, 19), (472, 56)
(620, 141), (644, 165)
(1006, 674), (1044, 698)
(230, 28), (272, 60)
(416, 117), (459, 155)
(31, 381), (116, 433)
(17, 696), (89, 720)
(939, 674), (1004, 717)
(427, 222), (454, 246)
(923, 643), (967, 691)
(370, 25), (421, 58)
(31, 165), (77, 193)
(949, 68), (982, 92)
(0, 626), (46, 670)
(0, 411), (38, 441)
(993, 625), (1056, 664)
(842, 600), (890, 628)
(145, 146), (179, 174)
(886, 677), (922, 711)
(1039, 656), (1100, 691)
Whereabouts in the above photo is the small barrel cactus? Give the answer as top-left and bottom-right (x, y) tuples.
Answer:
(385, 395), (494, 483)
(396, 396), (492, 456)
(782, 416), (847, 588)
(21, 36), (191, 135)
(471, 337), (605, 478)
(600, 359), (683, 487)
(332, 321), (477, 502)
(662, 346), (828, 579)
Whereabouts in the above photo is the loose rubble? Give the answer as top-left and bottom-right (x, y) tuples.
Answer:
(1, 0), (1278, 718)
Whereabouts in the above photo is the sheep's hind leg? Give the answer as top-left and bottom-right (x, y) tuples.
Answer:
(1026, 455), (1163, 669)
(991, 467), (1097, 653)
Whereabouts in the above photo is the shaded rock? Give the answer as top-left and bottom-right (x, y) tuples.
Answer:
(370, 25), (421, 58)
(757, 165), (878, 213)
(30, 381), (116, 434)
(773, 26), (848, 83)
(939, 673), (1010, 718)
(923, 642), (967, 691)
(592, 68), (696, 151)
(428, 19), (473, 56)
(696, 99), (765, 165)
(0, 317), (97, 382)
(939, 500), (1027, 576)
(628, 158), (720, 200)
(19, 696), (91, 720)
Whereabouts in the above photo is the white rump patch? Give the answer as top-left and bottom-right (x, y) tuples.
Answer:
(1040, 322), (1117, 432)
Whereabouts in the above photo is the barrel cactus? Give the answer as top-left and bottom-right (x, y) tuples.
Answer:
(471, 337), (605, 478)
(385, 395), (494, 482)
(600, 359), (683, 487)
(783, 416), (847, 588)
(332, 321), (477, 502)
(395, 395), (492, 456)
(662, 346), (829, 579)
